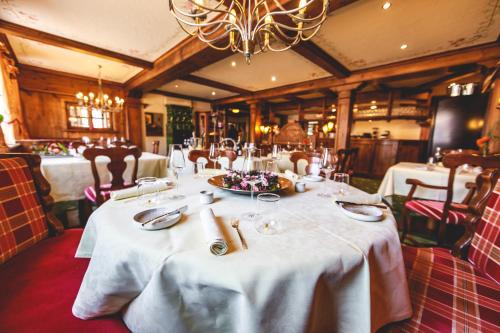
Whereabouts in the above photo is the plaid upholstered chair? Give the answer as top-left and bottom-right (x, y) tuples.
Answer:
(401, 153), (500, 245)
(0, 153), (129, 333)
(388, 177), (500, 332)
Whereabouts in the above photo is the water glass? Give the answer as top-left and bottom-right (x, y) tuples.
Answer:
(209, 143), (220, 169)
(271, 144), (281, 160)
(265, 160), (279, 174)
(333, 173), (350, 196)
(318, 148), (336, 197)
(168, 144), (186, 200)
(137, 177), (159, 206)
(194, 161), (205, 178)
(255, 193), (280, 235)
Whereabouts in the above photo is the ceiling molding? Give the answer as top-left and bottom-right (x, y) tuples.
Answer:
(182, 74), (252, 94)
(0, 19), (152, 69)
(151, 89), (212, 103)
(415, 69), (482, 91)
(0, 33), (18, 64)
(292, 41), (350, 77)
(213, 42), (500, 105)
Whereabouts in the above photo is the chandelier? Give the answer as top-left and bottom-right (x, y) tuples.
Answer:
(169, 0), (329, 63)
(75, 65), (125, 113)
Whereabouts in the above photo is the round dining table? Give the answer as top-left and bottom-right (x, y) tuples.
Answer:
(73, 174), (412, 333)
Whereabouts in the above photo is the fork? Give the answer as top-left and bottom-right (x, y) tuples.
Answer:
(230, 218), (247, 250)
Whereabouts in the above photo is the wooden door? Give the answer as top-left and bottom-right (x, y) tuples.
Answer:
(372, 140), (399, 178)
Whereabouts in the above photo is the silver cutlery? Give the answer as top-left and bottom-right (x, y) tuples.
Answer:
(230, 218), (247, 249)
(141, 205), (188, 226)
(335, 201), (388, 209)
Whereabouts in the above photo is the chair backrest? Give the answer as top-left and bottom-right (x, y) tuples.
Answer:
(0, 154), (63, 264)
(83, 146), (142, 205)
(336, 148), (359, 175)
(467, 181), (500, 283)
(152, 140), (160, 154)
(290, 151), (321, 175)
(188, 149), (237, 171)
(442, 153), (500, 210)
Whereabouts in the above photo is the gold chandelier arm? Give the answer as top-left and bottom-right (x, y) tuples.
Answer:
(170, 0), (227, 19)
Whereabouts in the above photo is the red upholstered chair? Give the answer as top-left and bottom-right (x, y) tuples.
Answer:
(388, 179), (500, 332)
(82, 146), (142, 206)
(0, 153), (128, 333)
(401, 153), (500, 245)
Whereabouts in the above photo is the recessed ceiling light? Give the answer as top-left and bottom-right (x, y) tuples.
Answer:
(174, 84), (179, 88)
(400, 44), (408, 50)
(211, 91), (216, 96)
(371, 100), (377, 104)
(382, 2), (391, 10)
(231, 61), (236, 67)
(271, 75), (277, 82)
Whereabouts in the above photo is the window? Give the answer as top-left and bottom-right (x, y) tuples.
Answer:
(66, 102), (113, 131)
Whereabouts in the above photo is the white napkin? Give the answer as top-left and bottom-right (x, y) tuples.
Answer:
(200, 208), (228, 256)
(332, 193), (382, 205)
(284, 170), (300, 184)
(110, 179), (172, 200)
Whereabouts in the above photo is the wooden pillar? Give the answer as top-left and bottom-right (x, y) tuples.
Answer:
(484, 78), (500, 153)
(126, 96), (143, 148)
(248, 100), (262, 144)
(334, 90), (354, 151)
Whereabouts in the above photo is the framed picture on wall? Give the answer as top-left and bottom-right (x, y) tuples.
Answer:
(145, 112), (163, 137)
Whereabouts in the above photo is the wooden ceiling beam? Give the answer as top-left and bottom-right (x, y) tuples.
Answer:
(182, 74), (252, 94)
(415, 70), (482, 91)
(213, 42), (500, 105)
(0, 19), (152, 69)
(0, 33), (18, 64)
(292, 41), (350, 77)
(150, 89), (212, 103)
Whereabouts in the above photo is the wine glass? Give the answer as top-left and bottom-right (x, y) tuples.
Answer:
(333, 173), (350, 196)
(318, 148), (336, 197)
(241, 147), (263, 221)
(137, 177), (159, 206)
(271, 144), (281, 160)
(208, 143), (220, 171)
(255, 193), (280, 235)
(168, 144), (186, 200)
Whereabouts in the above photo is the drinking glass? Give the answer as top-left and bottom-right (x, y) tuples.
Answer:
(333, 173), (350, 196)
(208, 143), (220, 171)
(271, 144), (281, 160)
(255, 193), (280, 235)
(242, 147), (262, 173)
(168, 144), (186, 200)
(318, 148), (336, 197)
(194, 161), (205, 178)
(137, 177), (159, 206)
(265, 160), (279, 174)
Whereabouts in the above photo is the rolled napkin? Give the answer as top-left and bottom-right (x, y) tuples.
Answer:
(332, 193), (382, 205)
(284, 169), (300, 184)
(110, 179), (172, 200)
(200, 208), (228, 256)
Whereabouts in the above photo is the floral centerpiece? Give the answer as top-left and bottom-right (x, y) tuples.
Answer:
(222, 170), (281, 192)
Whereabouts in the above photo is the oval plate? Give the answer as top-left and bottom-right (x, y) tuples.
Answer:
(133, 208), (182, 230)
(207, 175), (293, 195)
(337, 203), (384, 222)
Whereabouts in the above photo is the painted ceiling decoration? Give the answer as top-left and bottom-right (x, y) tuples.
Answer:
(0, 0), (499, 98)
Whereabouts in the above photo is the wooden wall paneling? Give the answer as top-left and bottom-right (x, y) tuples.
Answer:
(126, 97), (143, 148)
(372, 140), (399, 177)
(334, 89), (354, 151)
(350, 139), (375, 175)
(484, 78), (500, 153)
(248, 101), (262, 143)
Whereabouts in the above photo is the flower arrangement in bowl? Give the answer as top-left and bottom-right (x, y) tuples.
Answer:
(222, 170), (281, 192)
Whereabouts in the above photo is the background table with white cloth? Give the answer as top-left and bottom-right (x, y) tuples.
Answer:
(40, 152), (167, 202)
(378, 162), (478, 202)
(73, 176), (412, 333)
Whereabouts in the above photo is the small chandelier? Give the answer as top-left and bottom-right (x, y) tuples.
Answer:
(169, 0), (329, 63)
(75, 65), (125, 113)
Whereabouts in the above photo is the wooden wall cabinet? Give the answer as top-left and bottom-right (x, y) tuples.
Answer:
(351, 138), (427, 178)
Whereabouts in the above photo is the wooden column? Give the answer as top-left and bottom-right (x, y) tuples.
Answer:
(126, 96), (143, 148)
(334, 90), (354, 151)
(485, 78), (500, 153)
(248, 100), (262, 144)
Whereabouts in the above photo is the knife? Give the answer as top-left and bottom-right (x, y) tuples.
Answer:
(142, 205), (188, 226)
(335, 201), (387, 209)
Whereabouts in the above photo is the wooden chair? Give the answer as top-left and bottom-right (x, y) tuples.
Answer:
(152, 140), (160, 154)
(290, 151), (321, 175)
(388, 180), (500, 332)
(81, 146), (142, 222)
(336, 148), (359, 176)
(188, 149), (237, 171)
(0, 153), (128, 332)
(401, 153), (500, 245)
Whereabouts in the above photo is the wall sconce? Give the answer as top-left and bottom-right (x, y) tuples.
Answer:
(260, 125), (271, 135)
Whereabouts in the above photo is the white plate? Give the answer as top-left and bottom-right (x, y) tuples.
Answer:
(133, 209), (182, 230)
(338, 203), (384, 222)
(303, 175), (324, 182)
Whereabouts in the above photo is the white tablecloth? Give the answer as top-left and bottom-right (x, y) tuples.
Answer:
(73, 177), (412, 333)
(378, 162), (478, 202)
(40, 152), (167, 202)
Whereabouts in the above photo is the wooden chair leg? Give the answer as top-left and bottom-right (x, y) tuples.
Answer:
(78, 198), (93, 227)
(400, 207), (410, 242)
(436, 221), (447, 246)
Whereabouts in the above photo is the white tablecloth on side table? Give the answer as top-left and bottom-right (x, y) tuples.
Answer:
(378, 162), (478, 202)
(40, 152), (167, 202)
(73, 176), (412, 333)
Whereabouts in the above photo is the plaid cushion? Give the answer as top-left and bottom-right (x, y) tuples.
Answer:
(0, 158), (48, 264)
(468, 182), (500, 284)
(394, 245), (500, 333)
(405, 199), (467, 225)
